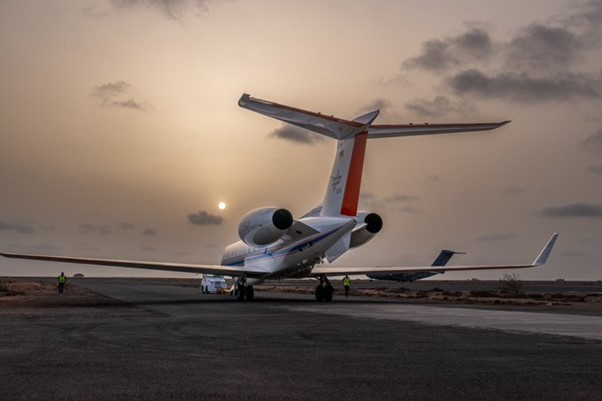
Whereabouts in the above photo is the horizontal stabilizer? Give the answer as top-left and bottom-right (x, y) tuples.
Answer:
(239, 94), (365, 140)
(240, 94), (510, 141)
(367, 121), (510, 139)
(312, 233), (558, 277)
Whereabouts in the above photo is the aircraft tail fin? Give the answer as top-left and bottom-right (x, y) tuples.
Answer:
(432, 250), (465, 266)
(238, 94), (377, 217)
(239, 93), (510, 217)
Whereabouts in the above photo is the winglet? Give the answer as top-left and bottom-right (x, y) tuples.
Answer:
(533, 233), (559, 266)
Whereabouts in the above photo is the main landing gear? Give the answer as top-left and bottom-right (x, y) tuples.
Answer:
(315, 274), (334, 302)
(235, 275), (254, 302)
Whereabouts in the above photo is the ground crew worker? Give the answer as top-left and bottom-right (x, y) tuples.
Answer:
(57, 272), (67, 294)
(342, 275), (351, 297)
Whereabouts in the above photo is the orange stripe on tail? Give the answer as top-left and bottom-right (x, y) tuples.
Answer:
(340, 132), (368, 216)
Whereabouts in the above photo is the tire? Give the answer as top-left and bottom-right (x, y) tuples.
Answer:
(315, 285), (325, 301)
(245, 285), (255, 301)
(324, 285), (334, 302)
(236, 285), (245, 301)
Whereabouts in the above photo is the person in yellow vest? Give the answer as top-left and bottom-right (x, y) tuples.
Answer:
(57, 272), (67, 294)
(342, 275), (351, 297)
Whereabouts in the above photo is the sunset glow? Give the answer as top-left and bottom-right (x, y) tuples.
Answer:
(1, 0), (601, 279)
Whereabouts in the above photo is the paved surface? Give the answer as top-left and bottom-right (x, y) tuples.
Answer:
(274, 278), (602, 295)
(1, 278), (601, 401)
(286, 303), (602, 340)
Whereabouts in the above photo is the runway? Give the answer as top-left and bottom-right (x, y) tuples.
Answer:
(1, 278), (601, 401)
(284, 304), (602, 341)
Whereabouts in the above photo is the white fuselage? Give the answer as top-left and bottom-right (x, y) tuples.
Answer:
(220, 216), (357, 283)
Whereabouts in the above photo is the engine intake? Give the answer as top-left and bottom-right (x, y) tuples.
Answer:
(238, 207), (293, 247)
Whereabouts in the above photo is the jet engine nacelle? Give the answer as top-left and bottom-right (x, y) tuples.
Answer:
(238, 207), (293, 247)
(350, 212), (383, 248)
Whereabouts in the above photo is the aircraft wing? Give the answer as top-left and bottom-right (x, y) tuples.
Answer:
(0, 252), (271, 278)
(367, 121), (510, 139)
(311, 233), (558, 277)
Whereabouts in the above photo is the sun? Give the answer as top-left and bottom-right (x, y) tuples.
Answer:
(218, 202), (226, 210)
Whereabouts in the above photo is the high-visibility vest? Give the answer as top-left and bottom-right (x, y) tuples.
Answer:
(57, 275), (66, 284)
(343, 277), (351, 286)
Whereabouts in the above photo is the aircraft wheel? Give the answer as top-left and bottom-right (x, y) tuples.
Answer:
(315, 285), (325, 301)
(324, 285), (334, 302)
(236, 285), (245, 301)
(245, 285), (255, 301)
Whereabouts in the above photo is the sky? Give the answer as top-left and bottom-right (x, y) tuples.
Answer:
(1, 0), (601, 280)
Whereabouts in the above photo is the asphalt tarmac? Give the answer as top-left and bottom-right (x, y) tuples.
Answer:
(1, 278), (601, 401)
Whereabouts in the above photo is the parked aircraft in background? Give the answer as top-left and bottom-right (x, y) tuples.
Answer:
(1, 94), (558, 301)
(367, 250), (465, 282)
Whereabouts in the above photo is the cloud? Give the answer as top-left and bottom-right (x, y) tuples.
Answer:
(359, 192), (376, 202)
(539, 202), (602, 217)
(79, 224), (112, 234)
(119, 222), (135, 230)
(358, 192), (377, 208)
(142, 228), (157, 236)
(398, 4), (602, 106)
(403, 39), (452, 71)
(447, 69), (601, 102)
(503, 187), (526, 196)
(405, 96), (451, 118)
(403, 27), (492, 71)
(111, 99), (144, 110)
(92, 81), (129, 98)
(580, 128), (602, 154)
(578, 236), (602, 243)
(587, 164), (602, 174)
(383, 194), (420, 203)
(475, 233), (516, 241)
(505, 24), (583, 71)
(453, 27), (493, 57)
(269, 124), (325, 145)
(356, 99), (392, 116)
(558, 249), (587, 258)
(564, 0), (602, 39)
(404, 96), (475, 118)
(91, 81), (146, 111)
(358, 192), (420, 213)
(187, 210), (223, 225)
(0, 221), (34, 234)
(397, 206), (421, 214)
(428, 174), (442, 182)
(111, 0), (213, 20)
